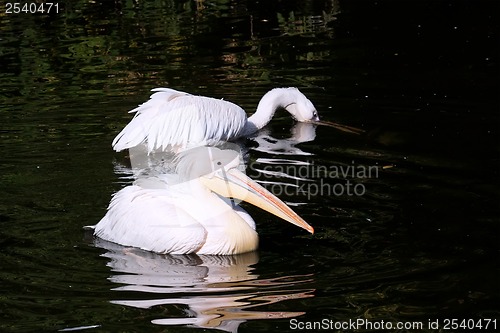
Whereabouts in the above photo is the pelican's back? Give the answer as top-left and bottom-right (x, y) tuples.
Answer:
(94, 185), (208, 254)
(112, 88), (248, 152)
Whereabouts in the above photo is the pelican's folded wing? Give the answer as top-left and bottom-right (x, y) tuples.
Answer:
(112, 88), (247, 152)
(94, 185), (207, 254)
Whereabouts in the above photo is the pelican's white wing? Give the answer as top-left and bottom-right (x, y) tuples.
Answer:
(112, 88), (248, 152)
(94, 185), (207, 254)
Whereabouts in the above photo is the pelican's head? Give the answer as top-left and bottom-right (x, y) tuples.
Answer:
(176, 146), (314, 234)
(175, 145), (243, 182)
(283, 88), (320, 123)
(283, 88), (365, 135)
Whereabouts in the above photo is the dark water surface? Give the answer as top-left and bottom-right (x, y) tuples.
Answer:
(1, 1), (498, 332)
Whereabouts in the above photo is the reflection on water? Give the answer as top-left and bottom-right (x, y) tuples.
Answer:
(251, 122), (317, 156)
(95, 239), (314, 332)
(248, 122), (319, 208)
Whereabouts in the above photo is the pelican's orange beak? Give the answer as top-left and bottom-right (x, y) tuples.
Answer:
(201, 168), (314, 234)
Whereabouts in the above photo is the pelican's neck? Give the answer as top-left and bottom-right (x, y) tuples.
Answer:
(198, 206), (258, 255)
(186, 181), (258, 255)
(243, 88), (294, 135)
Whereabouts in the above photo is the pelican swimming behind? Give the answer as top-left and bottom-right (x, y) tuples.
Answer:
(112, 87), (362, 153)
(92, 147), (314, 255)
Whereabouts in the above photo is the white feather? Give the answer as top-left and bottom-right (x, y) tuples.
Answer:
(112, 88), (247, 152)
(94, 184), (207, 254)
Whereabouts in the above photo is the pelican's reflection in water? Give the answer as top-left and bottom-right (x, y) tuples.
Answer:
(248, 123), (319, 207)
(95, 239), (314, 332)
(251, 122), (317, 156)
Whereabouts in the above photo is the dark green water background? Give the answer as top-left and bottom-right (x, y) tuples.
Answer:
(1, 1), (498, 332)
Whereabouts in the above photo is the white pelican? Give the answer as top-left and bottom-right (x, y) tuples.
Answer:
(112, 87), (363, 152)
(92, 147), (314, 255)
